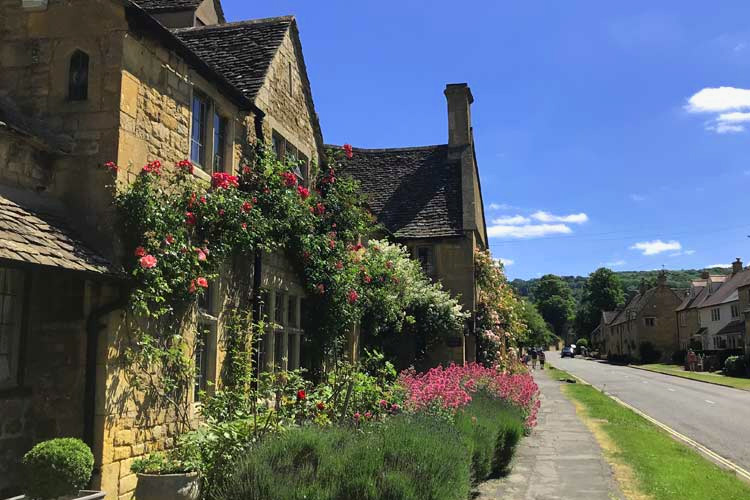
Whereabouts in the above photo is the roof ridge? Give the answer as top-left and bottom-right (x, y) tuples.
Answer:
(172, 15), (294, 33)
(324, 143), (453, 153)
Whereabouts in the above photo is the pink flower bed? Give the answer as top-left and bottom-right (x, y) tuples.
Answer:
(399, 363), (541, 428)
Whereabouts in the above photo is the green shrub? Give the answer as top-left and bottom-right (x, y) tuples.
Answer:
(214, 415), (472, 500)
(22, 438), (94, 500)
(723, 356), (747, 377)
(638, 341), (661, 364)
(454, 394), (525, 481)
(672, 349), (687, 365)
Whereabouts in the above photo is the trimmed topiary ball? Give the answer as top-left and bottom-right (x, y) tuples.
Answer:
(22, 437), (94, 499)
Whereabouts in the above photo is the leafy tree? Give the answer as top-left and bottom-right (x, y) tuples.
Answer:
(519, 299), (555, 348)
(532, 275), (575, 339)
(574, 268), (625, 339)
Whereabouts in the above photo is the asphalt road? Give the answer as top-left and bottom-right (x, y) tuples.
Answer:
(545, 353), (750, 473)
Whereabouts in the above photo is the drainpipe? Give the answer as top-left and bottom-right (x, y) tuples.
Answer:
(83, 283), (126, 450)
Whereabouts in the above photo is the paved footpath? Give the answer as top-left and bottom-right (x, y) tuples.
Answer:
(476, 369), (624, 500)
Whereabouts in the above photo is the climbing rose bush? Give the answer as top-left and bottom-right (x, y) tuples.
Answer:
(399, 363), (540, 429)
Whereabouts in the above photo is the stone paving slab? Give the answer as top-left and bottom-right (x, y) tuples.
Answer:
(474, 369), (624, 500)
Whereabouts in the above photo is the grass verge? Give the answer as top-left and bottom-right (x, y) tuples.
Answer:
(549, 367), (750, 500)
(637, 363), (750, 391)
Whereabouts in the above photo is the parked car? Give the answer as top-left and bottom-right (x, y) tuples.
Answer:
(561, 346), (575, 358)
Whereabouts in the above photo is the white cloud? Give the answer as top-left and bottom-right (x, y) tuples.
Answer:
(488, 223), (572, 239)
(488, 203), (517, 211)
(495, 257), (515, 266)
(530, 211), (589, 224)
(685, 250), (696, 255)
(685, 87), (750, 134)
(605, 260), (626, 267)
(706, 263), (730, 268)
(629, 240), (682, 256)
(629, 194), (646, 202)
(685, 87), (750, 113)
(491, 215), (530, 225)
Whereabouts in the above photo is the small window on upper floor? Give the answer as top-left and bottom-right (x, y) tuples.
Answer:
(68, 50), (89, 101)
(191, 91), (209, 167)
(711, 308), (721, 322)
(644, 317), (655, 327)
(417, 246), (434, 274)
(731, 304), (740, 318)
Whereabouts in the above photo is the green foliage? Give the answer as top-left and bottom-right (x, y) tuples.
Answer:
(130, 450), (197, 475)
(474, 250), (528, 367)
(723, 356), (749, 377)
(359, 241), (468, 369)
(454, 393), (525, 482)
(520, 299), (556, 347)
(22, 438), (94, 499)
(638, 341), (661, 364)
(532, 275), (576, 339)
(214, 415), (473, 500)
(574, 267), (625, 339)
(576, 338), (589, 348)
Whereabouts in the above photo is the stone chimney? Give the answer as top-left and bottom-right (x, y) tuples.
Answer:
(657, 270), (667, 287)
(444, 83), (474, 147)
(732, 257), (743, 274)
(700, 270), (710, 279)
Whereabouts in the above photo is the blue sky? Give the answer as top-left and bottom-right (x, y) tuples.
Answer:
(225, 1), (750, 279)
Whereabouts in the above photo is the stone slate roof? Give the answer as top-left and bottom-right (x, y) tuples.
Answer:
(133, 0), (225, 22)
(335, 145), (465, 239)
(602, 311), (618, 325)
(610, 288), (657, 326)
(0, 194), (112, 275)
(701, 269), (750, 308)
(174, 17), (293, 102)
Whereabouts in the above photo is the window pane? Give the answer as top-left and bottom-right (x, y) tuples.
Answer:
(191, 93), (207, 166)
(288, 296), (297, 328)
(194, 325), (210, 401)
(275, 292), (285, 325)
(0, 268), (23, 387)
(213, 114), (228, 173)
(68, 50), (89, 101)
(272, 131), (285, 160)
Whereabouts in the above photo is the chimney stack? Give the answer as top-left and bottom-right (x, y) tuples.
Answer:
(732, 257), (743, 274)
(444, 83), (474, 147)
(700, 270), (710, 279)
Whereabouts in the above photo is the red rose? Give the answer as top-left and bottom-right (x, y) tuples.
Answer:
(188, 192), (197, 208)
(103, 161), (118, 173)
(134, 246), (147, 257)
(185, 212), (196, 225)
(281, 171), (297, 187)
(316, 284), (325, 294)
(241, 222), (248, 230)
(316, 402), (325, 411)
(196, 277), (209, 288)
(297, 185), (310, 199)
(139, 255), (157, 269)
(241, 201), (253, 213)
(218, 209), (225, 216)
(342, 144), (353, 158)
(242, 165), (252, 175)
(329, 240), (336, 249)
(296, 389), (306, 401)
(195, 248), (207, 262)
(164, 235), (175, 245)
(363, 275), (372, 284)
(335, 260), (343, 270)
(189, 280), (197, 294)
(347, 289), (359, 304)
(176, 160), (194, 174)
(200, 196), (207, 205)
(142, 160), (162, 175)
(211, 172), (239, 190)
(314, 203), (326, 215)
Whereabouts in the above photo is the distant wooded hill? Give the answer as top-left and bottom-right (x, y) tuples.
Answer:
(510, 268), (732, 305)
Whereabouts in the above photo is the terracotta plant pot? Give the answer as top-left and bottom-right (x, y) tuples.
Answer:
(135, 472), (200, 500)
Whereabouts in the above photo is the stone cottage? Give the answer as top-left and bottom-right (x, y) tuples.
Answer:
(0, 0), (324, 497)
(338, 83), (489, 364)
(604, 272), (681, 361)
(675, 271), (728, 350)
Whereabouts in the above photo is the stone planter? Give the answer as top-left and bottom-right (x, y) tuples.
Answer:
(4, 491), (105, 500)
(135, 472), (200, 500)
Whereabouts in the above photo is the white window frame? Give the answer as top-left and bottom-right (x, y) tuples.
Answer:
(190, 87), (234, 175)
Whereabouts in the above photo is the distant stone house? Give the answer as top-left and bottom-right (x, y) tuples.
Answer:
(0, 0), (325, 497)
(594, 310), (618, 356)
(693, 259), (750, 352)
(338, 84), (489, 364)
(675, 272), (728, 350)
(604, 272), (681, 360)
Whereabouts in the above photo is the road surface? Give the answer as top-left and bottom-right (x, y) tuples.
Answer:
(545, 353), (750, 473)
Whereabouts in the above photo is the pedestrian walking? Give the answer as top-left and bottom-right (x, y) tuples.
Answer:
(530, 348), (538, 370)
(539, 350), (546, 370)
(687, 349), (696, 372)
